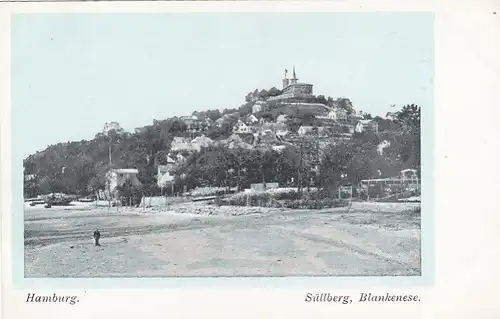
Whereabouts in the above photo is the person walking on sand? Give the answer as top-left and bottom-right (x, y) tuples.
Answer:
(93, 229), (101, 246)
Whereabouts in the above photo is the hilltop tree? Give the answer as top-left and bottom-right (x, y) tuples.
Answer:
(334, 98), (355, 114)
(258, 89), (269, 100)
(238, 102), (254, 117)
(316, 95), (327, 105)
(268, 87), (282, 97)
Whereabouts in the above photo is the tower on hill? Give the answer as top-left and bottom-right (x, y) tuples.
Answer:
(282, 69), (290, 89)
(271, 66), (313, 102)
(290, 66), (298, 85)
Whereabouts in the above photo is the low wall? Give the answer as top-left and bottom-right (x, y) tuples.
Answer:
(140, 196), (167, 207)
(250, 183), (280, 191)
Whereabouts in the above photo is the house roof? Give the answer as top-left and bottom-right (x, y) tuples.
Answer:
(261, 122), (287, 131)
(221, 134), (253, 149)
(332, 108), (347, 113)
(359, 119), (375, 125)
(113, 168), (139, 174)
(166, 156), (175, 164)
(172, 136), (191, 143)
(276, 114), (288, 121)
(233, 120), (248, 128)
(158, 172), (175, 187)
(299, 125), (314, 132)
(349, 113), (364, 119)
(191, 135), (213, 144)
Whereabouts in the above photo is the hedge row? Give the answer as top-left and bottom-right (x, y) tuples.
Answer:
(216, 191), (348, 209)
(282, 199), (348, 209)
(268, 188), (332, 201)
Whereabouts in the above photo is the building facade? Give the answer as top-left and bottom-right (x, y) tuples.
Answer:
(157, 157), (176, 188)
(106, 169), (142, 197)
(267, 67), (314, 102)
(233, 120), (250, 134)
(328, 108), (348, 121)
(252, 101), (264, 114)
(355, 120), (379, 134)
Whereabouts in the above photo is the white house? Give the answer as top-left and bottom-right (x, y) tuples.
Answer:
(355, 122), (364, 133)
(232, 120), (250, 134)
(298, 126), (315, 135)
(258, 117), (271, 125)
(106, 169), (141, 197)
(259, 123), (288, 136)
(386, 112), (399, 121)
(215, 117), (225, 127)
(24, 174), (36, 182)
(349, 110), (364, 121)
(179, 115), (201, 131)
(276, 127), (288, 137)
(272, 145), (287, 152)
(276, 114), (288, 123)
(245, 114), (259, 125)
(174, 153), (186, 162)
(191, 135), (213, 151)
(355, 120), (379, 134)
(157, 157), (176, 188)
(327, 108), (348, 121)
(252, 101), (264, 114)
(171, 137), (196, 152)
(221, 134), (253, 149)
(377, 140), (391, 155)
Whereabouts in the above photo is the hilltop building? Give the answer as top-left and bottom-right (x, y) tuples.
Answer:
(268, 67), (314, 102)
(355, 120), (379, 134)
(327, 108), (348, 121)
(349, 110), (364, 121)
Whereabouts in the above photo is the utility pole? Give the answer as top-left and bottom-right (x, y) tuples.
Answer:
(315, 137), (320, 187)
(108, 144), (112, 165)
(298, 138), (304, 193)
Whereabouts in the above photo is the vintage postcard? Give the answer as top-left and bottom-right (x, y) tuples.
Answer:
(1, 1), (499, 319)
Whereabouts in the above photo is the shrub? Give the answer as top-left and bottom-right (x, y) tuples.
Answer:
(284, 199), (300, 209)
(224, 191), (273, 207)
(271, 189), (300, 200)
(302, 188), (330, 200)
(219, 189), (349, 209)
(282, 198), (348, 209)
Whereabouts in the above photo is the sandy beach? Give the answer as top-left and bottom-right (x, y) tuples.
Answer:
(24, 201), (421, 277)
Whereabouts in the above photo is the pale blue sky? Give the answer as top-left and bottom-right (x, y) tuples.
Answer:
(12, 13), (433, 158)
